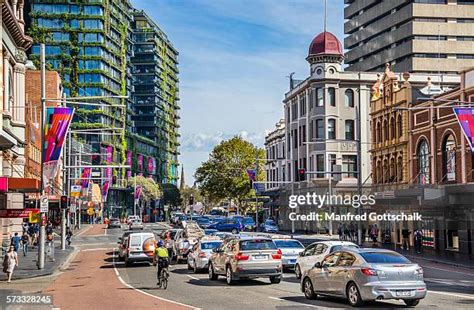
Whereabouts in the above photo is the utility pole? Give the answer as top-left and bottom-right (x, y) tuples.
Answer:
(133, 174), (137, 216)
(357, 76), (363, 246)
(255, 155), (259, 232)
(37, 43), (46, 269)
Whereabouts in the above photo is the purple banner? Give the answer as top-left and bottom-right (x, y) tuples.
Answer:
(126, 151), (132, 165)
(81, 168), (92, 189)
(454, 108), (474, 151)
(137, 154), (143, 171)
(106, 146), (113, 163)
(134, 186), (142, 200)
(147, 157), (155, 174)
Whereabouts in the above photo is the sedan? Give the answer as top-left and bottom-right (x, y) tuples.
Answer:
(301, 248), (426, 307)
(187, 238), (222, 273)
(129, 220), (144, 230)
(262, 219), (279, 233)
(108, 218), (121, 229)
(273, 238), (305, 270)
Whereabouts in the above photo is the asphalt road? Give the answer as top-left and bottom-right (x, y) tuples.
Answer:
(109, 223), (474, 310)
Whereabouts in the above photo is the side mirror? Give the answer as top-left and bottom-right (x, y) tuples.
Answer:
(314, 262), (322, 268)
(212, 248), (219, 253)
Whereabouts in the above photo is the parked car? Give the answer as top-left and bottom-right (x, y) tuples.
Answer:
(117, 231), (135, 260)
(170, 212), (184, 225)
(261, 219), (279, 233)
(295, 241), (358, 279)
(301, 248), (426, 307)
(126, 215), (140, 225)
(129, 219), (144, 230)
(273, 238), (305, 270)
(208, 236), (282, 285)
(187, 237), (222, 273)
(204, 229), (219, 235)
(108, 218), (121, 229)
(209, 231), (234, 240)
(212, 218), (243, 234)
(194, 217), (212, 229)
(177, 214), (188, 227)
(118, 232), (156, 266)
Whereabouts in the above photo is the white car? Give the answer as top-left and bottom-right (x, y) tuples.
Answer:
(129, 220), (144, 230)
(127, 215), (140, 225)
(273, 238), (305, 269)
(187, 237), (222, 273)
(295, 240), (358, 279)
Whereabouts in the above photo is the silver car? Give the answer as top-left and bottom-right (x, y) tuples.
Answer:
(187, 238), (222, 273)
(301, 248), (426, 307)
(273, 238), (305, 270)
(129, 219), (144, 230)
(208, 236), (282, 285)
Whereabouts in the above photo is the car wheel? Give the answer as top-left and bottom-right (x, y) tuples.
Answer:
(125, 259), (132, 267)
(404, 299), (420, 307)
(231, 228), (238, 234)
(346, 282), (364, 307)
(303, 277), (317, 299)
(295, 264), (302, 279)
(269, 276), (281, 284)
(226, 266), (234, 285)
(208, 263), (218, 280)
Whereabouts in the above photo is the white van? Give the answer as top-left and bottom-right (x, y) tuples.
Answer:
(122, 232), (156, 266)
(127, 215), (140, 225)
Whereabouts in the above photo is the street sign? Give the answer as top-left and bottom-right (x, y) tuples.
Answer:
(164, 205), (169, 211)
(0, 209), (40, 218)
(87, 208), (94, 216)
(40, 195), (49, 213)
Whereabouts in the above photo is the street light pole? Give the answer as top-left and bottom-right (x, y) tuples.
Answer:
(357, 74), (363, 246)
(37, 43), (46, 269)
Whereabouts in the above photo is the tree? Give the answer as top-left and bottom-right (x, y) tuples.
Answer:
(195, 136), (265, 212)
(126, 176), (161, 203)
(162, 183), (182, 208)
(180, 185), (202, 206)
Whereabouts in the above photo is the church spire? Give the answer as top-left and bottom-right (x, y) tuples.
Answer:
(179, 166), (185, 191)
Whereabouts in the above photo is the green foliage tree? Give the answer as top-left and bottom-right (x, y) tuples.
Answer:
(162, 183), (182, 208)
(127, 176), (161, 203)
(180, 185), (202, 207)
(195, 136), (265, 212)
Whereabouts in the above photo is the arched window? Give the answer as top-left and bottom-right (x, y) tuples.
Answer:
(328, 118), (336, 139)
(442, 134), (456, 182)
(7, 69), (14, 111)
(389, 158), (395, 182)
(383, 119), (389, 141)
(344, 89), (354, 108)
(390, 117), (395, 140)
(376, 121), (381, 143)
(418, 139), (430, 184)
(383, 159), (388, 183)
(397, 114), (403, 139)
(376, 160), (382, 184)
(328, 87), (336, 107)
(397, 156), (403, 182)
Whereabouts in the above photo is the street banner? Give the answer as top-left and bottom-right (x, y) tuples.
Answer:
(246, 169), (256, 181)
(135, 185), (142, 201)
(71, 185), (82, 198)
(43, 107), (74, 188)
(137, 154), (143, 171)
(126, 151), (132, 166)
(454, 108), (474, 151)
(147, 157), (155, 174)
(253, 182), (265, 196)
(81, 167), (92, 189)
(101, 180), (110, 203)
(106, 146), (113, 163)
(0, 209), (40, 218)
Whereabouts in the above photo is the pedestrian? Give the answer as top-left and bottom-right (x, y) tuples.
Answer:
(343, 223), (349, 241)
(20, 232), (29, 256)
(22, 222), (28, 234)
(402, 228), (411, 251)
(10, 233), (21, 253)
(337, 223), (343, 240)
(414, 228), (423, 254)
(3, 245), (19, 283)
(66, 227), (73, 246)
(370, 224), (379, 244)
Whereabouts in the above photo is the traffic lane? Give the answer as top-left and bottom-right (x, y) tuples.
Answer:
(115, 258), (471, 310)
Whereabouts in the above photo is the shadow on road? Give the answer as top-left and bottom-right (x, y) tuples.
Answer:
(279, 296), (408, 309)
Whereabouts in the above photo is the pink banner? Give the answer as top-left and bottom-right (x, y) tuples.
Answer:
(126, 170), (132, 178)
(81, 168), (92, 189)
(147, 157), (155, 174)
(137, 154), (143, 171)
(134, 186), (142, 200)
(106, 146), (113, 163)
(126, 151), (132, 165)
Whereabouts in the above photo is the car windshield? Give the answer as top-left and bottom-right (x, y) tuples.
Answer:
(242, 217), (255, 224)
(201, 242), (222, 250)
(204, 230), (217, 235)
(197, 218), (210, 223)
(130, 235), (141, 247)
(240, 239), (277, 251)
(265, 220), (276, 226)
(360, 252), (411, 264)
(330, 244), (359, 252)
(274, 240), (304, 249)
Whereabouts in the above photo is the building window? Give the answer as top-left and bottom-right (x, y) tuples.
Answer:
(397, 114), (402, 139)
(418, 139), (430, 184)
(291, 102), (297, 120)
(328, 119), (336, 139)
(317, 88), (324, 106)
(397, 156), (403, 182)
(316, 154), (325, 178)
(299, 96), (306, 116)
(329, 154), (336, 173)
(328, 87), (336, 107)
(316, 119), (324, 139)
(376, 121), (381, 143)
(345, 120), (355, 140)
(344, 89), (354, 107)
(383, 119), (389, 141)
(342, 155), (357, 178)
(390, 117), (395, 140)
(442, 134), (456, 182)
(376, 161), (382, 183)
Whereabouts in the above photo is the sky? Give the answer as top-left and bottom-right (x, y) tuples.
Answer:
(131, 0), (345, 185)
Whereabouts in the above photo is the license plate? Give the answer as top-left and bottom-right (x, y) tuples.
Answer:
(396, 290), (413, 297)
(288, 259), (296, 264)
(254, 255), (267, 260)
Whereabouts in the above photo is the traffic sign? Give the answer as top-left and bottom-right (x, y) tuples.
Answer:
(87, 208), (94, 216)
(40, 195), (49, 213)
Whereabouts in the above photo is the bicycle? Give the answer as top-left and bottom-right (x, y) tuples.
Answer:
(158, 266), (169, 289)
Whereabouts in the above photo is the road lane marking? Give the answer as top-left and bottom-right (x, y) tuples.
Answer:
(422, 265), (474, 276)
(112, 249), (201, 310)
(75, 225), (92, 236)
(81, 247), (114, 252)
(186, 275), (200, 281)
(268, 296), (327, 309)
(428, 290), (474, 300)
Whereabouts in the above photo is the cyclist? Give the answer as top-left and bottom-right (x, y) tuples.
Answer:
(154, 240), (169, 286)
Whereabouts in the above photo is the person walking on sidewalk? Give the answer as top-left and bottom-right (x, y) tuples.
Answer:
(66, 227), (73, 246)
(370, 224), (379, 244)
(337, 223), (343, 240)
(3, 246), (18, 283)
(10, 233), (21, 253)
(414, 229), (423, 254)
(402, 229), (411, 251)
(20, 232), (29, 256)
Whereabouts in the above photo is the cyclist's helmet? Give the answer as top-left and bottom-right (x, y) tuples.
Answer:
(157, 240), (164, 247)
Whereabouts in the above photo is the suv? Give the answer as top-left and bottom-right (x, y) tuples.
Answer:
(208, 236), (282, 285)
(212, 218), (243, 234)
(119, 232), (156, 266)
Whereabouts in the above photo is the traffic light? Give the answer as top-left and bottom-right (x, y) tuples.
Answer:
(60, 195), (68, 209)
(189, 195), (194, 205)
(298, 168), (306, 181)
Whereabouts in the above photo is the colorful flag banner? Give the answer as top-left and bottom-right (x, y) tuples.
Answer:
(126, 151), (132, 165)
(134, 185), (142, 201)
(81, 168), (92, 189)
(147, 157), (155, 174)
(106, 146), (113, 163)
(137, 154), (143, 171)
(453, 108), (474, 151)
(101, 180), (110, 203)
(43, 107), (74, 188)
(246, 169), (256, 181)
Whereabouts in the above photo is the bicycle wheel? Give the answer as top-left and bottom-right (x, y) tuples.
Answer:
(161, 277), (168, 289)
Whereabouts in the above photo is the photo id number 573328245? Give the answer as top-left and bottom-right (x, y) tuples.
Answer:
(5, 295), (53, 305)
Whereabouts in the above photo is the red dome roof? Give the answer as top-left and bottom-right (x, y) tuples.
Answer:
(308, 31), (343, 56)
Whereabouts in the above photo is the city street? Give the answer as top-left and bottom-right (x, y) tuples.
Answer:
(2, 223), (473, 310)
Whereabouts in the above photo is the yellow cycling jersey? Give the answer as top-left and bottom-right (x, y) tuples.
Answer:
(155, 246), (169, 258)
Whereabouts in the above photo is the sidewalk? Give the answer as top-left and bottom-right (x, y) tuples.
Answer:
(284, 231), (474, 269)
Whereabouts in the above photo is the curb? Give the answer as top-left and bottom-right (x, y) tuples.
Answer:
(403, 253), (474, 270)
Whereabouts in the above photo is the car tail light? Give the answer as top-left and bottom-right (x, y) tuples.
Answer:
(416, 287), (426, 291)
(272, 249), (282, 259)
(414, 267), (424, 275)
(361, 268), (377, 276)
(198, 252), (206, 258)
(235, 252), (249, 260)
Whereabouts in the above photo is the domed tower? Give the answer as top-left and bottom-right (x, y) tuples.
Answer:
(306, 31), (344, 78)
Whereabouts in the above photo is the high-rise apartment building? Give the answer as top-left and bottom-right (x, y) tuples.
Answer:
(344, 0), (474, 74)
(130, 10), (180, 185)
